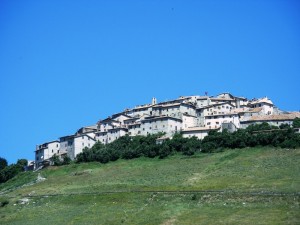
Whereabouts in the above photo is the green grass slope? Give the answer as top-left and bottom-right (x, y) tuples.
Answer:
(0, 147), (299, 224)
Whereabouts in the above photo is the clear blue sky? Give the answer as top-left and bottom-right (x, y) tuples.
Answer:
(0, 0), (299, 164)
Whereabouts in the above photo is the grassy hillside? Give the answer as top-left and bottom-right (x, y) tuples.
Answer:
(0, 147), (299, 224)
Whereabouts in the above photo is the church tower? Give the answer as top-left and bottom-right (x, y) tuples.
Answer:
(152, 97), (157, 105)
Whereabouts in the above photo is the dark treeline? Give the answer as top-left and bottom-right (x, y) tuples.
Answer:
(76, 132), (200, 163)
(76, 120), (300, 164)
(0, 158), (27, 183)
(201, 123), (300, 152)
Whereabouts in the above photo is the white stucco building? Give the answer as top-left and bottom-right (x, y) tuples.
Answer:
(59, 125), (97, 160)
(182, 127), (220, 139)
(35, 141), (60, 167)
(249, 97), (274, 115)
(240, 113), (300, 129)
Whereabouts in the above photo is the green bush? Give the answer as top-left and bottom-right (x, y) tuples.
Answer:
(201, 124), (300, 152)
(158, 143), (172, 159)
(293, 118), (300, 128)
(0, 199), (9, 207)
(0, 157), (8, 170)
(0, 161), (24, 183)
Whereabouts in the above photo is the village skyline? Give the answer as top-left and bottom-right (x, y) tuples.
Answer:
(1, 1), (300, 163)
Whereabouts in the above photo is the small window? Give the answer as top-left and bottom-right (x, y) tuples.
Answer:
(82, 143), (84, 146)
(82, 136), (84, 139)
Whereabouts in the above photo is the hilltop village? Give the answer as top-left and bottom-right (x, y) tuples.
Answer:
(35, 93), (300, 168)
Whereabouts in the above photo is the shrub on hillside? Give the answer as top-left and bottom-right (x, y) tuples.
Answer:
(0, 157), (8, 170)
(182, 137), (201, 155)
(158, 143), (172, 159)
(0, 160), (25, 183)
(0, 199), (9, 207)
(293, 117), (300, 128)
(201, 125), (300, 152)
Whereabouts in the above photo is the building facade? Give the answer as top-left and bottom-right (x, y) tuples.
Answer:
(35, 141), (60, 167)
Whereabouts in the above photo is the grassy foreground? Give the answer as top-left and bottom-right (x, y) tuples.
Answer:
(0, 147), (299, 224)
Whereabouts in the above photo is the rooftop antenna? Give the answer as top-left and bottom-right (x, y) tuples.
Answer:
(205, 91), (208, 96)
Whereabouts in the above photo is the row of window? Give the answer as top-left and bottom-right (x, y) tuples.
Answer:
(82, 143), (91, 147)
(207, 122), (220, 125)
(206, 106), (232, 112)
(82, 136), (91, 140)
(206, 115), (234, 119)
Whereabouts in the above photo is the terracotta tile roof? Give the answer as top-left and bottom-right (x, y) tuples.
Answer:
(142, 115), (182, 122)
(231, 107), (262, 114)
(153, 103), (181, 108)
(241, 113), (300, 122)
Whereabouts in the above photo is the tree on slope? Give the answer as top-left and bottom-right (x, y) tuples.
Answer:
(293, 118), (300, 128)
(0, 157), (8, 170)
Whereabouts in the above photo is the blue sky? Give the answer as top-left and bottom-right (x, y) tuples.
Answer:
(0, 0), (299, 164)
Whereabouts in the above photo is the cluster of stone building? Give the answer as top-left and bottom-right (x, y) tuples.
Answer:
(35, 92), (299, 167)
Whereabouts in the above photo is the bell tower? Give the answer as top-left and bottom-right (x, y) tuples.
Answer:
(152, 97), (157, 105)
